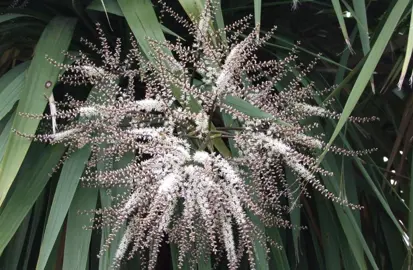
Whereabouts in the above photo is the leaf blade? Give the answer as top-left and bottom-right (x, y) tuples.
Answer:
(36, 146), (91, 270)
(324, 0), (410, 152)
(0, 144), (65, 254)
(0, 16), (77, 207)
(62, 186), (98, 270)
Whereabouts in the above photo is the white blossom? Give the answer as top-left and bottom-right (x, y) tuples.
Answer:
(134, 99), (166, 112)
(114, 225), (133, 266)
(294, 102), (328, 116)
(79, 106), (99, 117)
(194, 112), (209, 134)
(51, 128), (81, 142)
(82, 65), (106, 77)
(25, 2), (374, 269)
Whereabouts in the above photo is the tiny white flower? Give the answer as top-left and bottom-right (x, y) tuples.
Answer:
(135, 99), (165, 112)
(294, 103), (328, 116)
(194, 112), (209, 134)
(79, 106), (99, 117)
(82, 65), (106, 77)
(51, 128), (81, 142)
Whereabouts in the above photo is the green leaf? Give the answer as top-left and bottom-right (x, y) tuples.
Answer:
(224, 95), (290, 128)
(0, 61), (30, 121)
(247, 212), (269, 270)
(408, 152), (413, 266)
(0, 14), (34, 24)
(22, 191), (47, 270)
(171, 243), (188, 270)
(0, 113), (14, 161)
(267, 228), (290, 270)
(224, 95), (272, 119)
(398, 5), (413, 89)
(380, 214), (406, 270)
(214, 1), (226, 41)
(36, 146), (91, 270)
(0, 144), (65, 254)
(88, 0), (123, 16)
(197, 256), (212, 270)
(0, 16), (77, 207)
(0, 210), (31, 270)
(342, 0), (375, 92)
(330, 0), (354, 53)
(315, 195), (343, 270)
(336, 126), (406, 239)
(98, 153), (134, 270)
(178, 0), (204, 17)
(324, 0), (410, 154)
(88, 0), (181, 39)
(117, 0), (168, 58)
(44, 227), (64, 270)
(350, 0), (370, 55)
(286, 169), (301, 263)
(98, 189), (127, 270)
(62, 186), (98, 270)
(254, 0), (262, 35)
(335, 28), (357, 84)
(320, 154), (376, 270)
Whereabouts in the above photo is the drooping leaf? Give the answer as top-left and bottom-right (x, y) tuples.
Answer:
(62, 186), (98, 270)
(0, 17), (77, 206)
(0, 144), (65, 254)
(0, 210), (31, 270)
(324, 0), (410, 154)
(0, 61), (29, 121)
(36, 146), (91, 270)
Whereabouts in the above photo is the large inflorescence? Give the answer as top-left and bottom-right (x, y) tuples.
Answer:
(17, 1), (377, 269)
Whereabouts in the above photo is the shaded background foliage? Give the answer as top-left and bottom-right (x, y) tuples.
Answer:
(0, 0), (412, 269)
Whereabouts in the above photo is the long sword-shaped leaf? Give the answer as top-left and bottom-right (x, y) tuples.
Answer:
(0, 17), (76, 207)
(0, 210), (31, 270)
(88, 0), (124, 16)
(88, 0), (180, 38)
(286, 169), (301, 264)
(62, 186), (98, 270)
(98, 189), (127, 270)
(323, 0), (410, 156)
(22, 191), (46, 270)
(254, 0), (261, 38)
(178, 0), (204, 17)
(0, 144), (65, 254)
(36, 146), (91, 270)
(117, 0), (168, 58)
(330, 0), (354, 53)
(266, 227), (290, 270)
(0, 14), (34, 24)
(408, 153), (413, 267)
(380, 214), (406, 270)
(0, 61), (29, 121)
(98, 153), (134, 270)
(398, 5), (413, 89)
(341, 0), (375, 92)
(315, 195), (343, 269)
(0, 113), (13, 161)
(320, 153), (376, 270)
(350, 0), (370, 54)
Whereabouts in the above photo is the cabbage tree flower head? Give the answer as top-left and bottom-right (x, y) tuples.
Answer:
(16, 0), (377, 269)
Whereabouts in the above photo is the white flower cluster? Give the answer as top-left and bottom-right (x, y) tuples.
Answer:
(16, 1), (376, 269)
